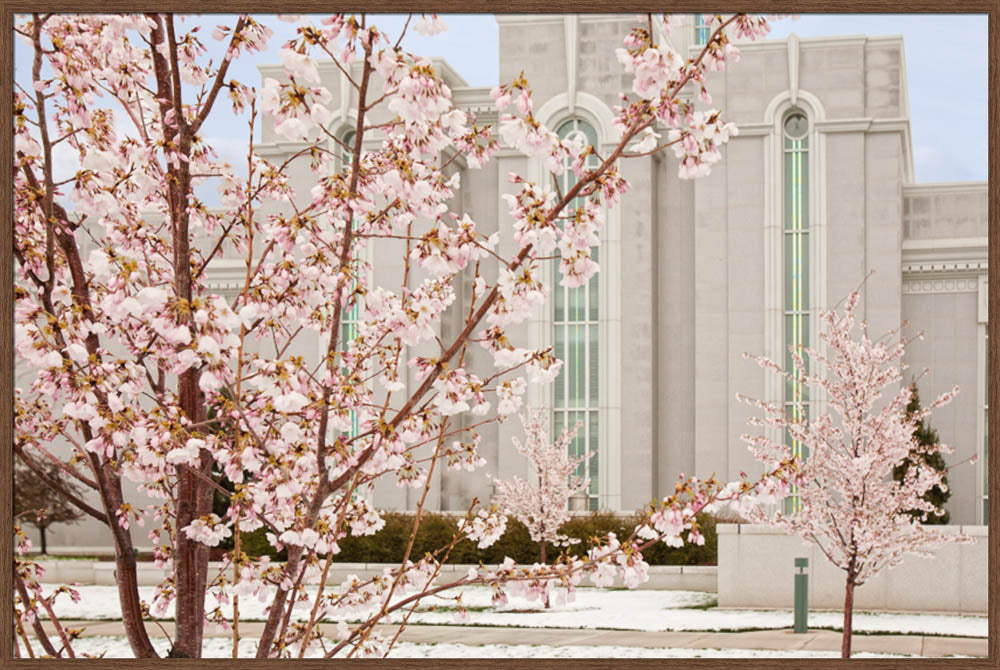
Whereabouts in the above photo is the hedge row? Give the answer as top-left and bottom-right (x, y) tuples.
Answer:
(226, 510), (719, 566)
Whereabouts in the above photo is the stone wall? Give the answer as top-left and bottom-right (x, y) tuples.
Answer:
(718, 524), (987, 614)
(33, 559), (718, 592)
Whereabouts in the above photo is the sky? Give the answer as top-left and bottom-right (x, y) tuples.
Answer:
(15, 14), (987, 184)
(767, 14), (988, 183)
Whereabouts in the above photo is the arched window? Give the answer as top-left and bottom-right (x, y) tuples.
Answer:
(782, 111), (810, 514)
(553, 118), (600, 510)
(339, 128), (361, 436)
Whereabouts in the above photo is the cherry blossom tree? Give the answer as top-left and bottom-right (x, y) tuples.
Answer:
(737, 289), (973, 658)
(14, 12), (787, 658)
(493, 410), (587, 608)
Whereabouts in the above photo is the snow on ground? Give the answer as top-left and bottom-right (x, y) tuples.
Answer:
(28, 636), (913, 659)
(39, 585), (987, 638)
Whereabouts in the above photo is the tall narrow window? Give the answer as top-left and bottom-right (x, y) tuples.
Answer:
(553, 118), (600, 510)
(782, 112), (810, 514)
(694, 14), (711, 45)
(340, 129), (361, 437)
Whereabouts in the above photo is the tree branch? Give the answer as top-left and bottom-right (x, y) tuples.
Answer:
(15, 450), (109, 524)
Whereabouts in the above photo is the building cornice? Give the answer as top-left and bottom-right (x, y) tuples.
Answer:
(902, 262), (988, 275)
(737, 116), (913, 182)
(254, 140), (316, 157)
(694, 33), (889, 58)
(201, 260), (251, 291)
(736, 116), (909, 135)
(903, 181), (989, 197)
(901, 237), (987, 287)
(453, 86), (497, 124)
(738, 33), (901, 51)
(903, 236), (987, 256)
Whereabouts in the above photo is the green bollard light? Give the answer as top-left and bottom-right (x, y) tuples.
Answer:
(794, 557), (808, 633)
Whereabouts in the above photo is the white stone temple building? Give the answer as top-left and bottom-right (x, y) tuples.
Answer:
(264, 14), (984, 525)
(33, 15), (989, 551)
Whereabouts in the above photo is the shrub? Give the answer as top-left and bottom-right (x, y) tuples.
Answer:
(214, 510), (720, 566)
(329, 510), (719, 566)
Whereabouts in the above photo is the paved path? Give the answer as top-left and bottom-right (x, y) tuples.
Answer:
(45, 621), (985, 657)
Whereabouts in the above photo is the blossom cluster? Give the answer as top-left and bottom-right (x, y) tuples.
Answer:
(613, 17), (749, 178)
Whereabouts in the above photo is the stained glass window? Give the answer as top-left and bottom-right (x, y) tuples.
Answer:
(340, 129), (360, 437)
(694, 15), (711, 46)
(553, 118), (600, 510)
(782, 112), (810, 515)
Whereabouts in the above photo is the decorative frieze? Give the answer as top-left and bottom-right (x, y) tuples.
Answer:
(902, 276), (981, 295)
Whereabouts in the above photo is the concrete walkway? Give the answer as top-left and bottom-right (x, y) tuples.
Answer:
(44, 621), (985, 657)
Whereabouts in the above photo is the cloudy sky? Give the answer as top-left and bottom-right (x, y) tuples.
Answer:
(16, 14), (987, 183)
(767, 14), (988, 183)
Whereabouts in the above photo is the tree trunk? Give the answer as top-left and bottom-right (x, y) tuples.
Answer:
(152, 14), (211, 653)
(170, 451), (213, 658)
(540, 541), (550, 609)
(114, 542), (159, 658)
(39, 525), (47, 555)
(98, 462), (159, 658)
(841, 575), (855, 659)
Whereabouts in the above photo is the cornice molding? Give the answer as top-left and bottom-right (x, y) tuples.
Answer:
(901, 238), (987, 283)
(903, 181), (989, 197)
(902, 237), (987, 268)
(735, 115), (913, 181)
(901, 261), (987, 276)
(453, 87), (497, 124)
(254, 140), (316, 157)
(202, 260), (250, 291)
(737, 33), (893, 52)
(814, 119), (873, 133)
(732, 123), (771, 137)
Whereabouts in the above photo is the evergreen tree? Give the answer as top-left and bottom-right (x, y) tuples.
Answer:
(893, 383), (951, 524)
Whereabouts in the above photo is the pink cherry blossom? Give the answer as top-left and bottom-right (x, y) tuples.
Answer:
(413, 14), (448, 36)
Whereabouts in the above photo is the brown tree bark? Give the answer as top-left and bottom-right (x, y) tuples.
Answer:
(111, 536), (158, 658)
(841, 573), (856, 659)
(102, 465), (160, 658)
(540, 541), (550, 609)
(147, 14), (215, 658)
